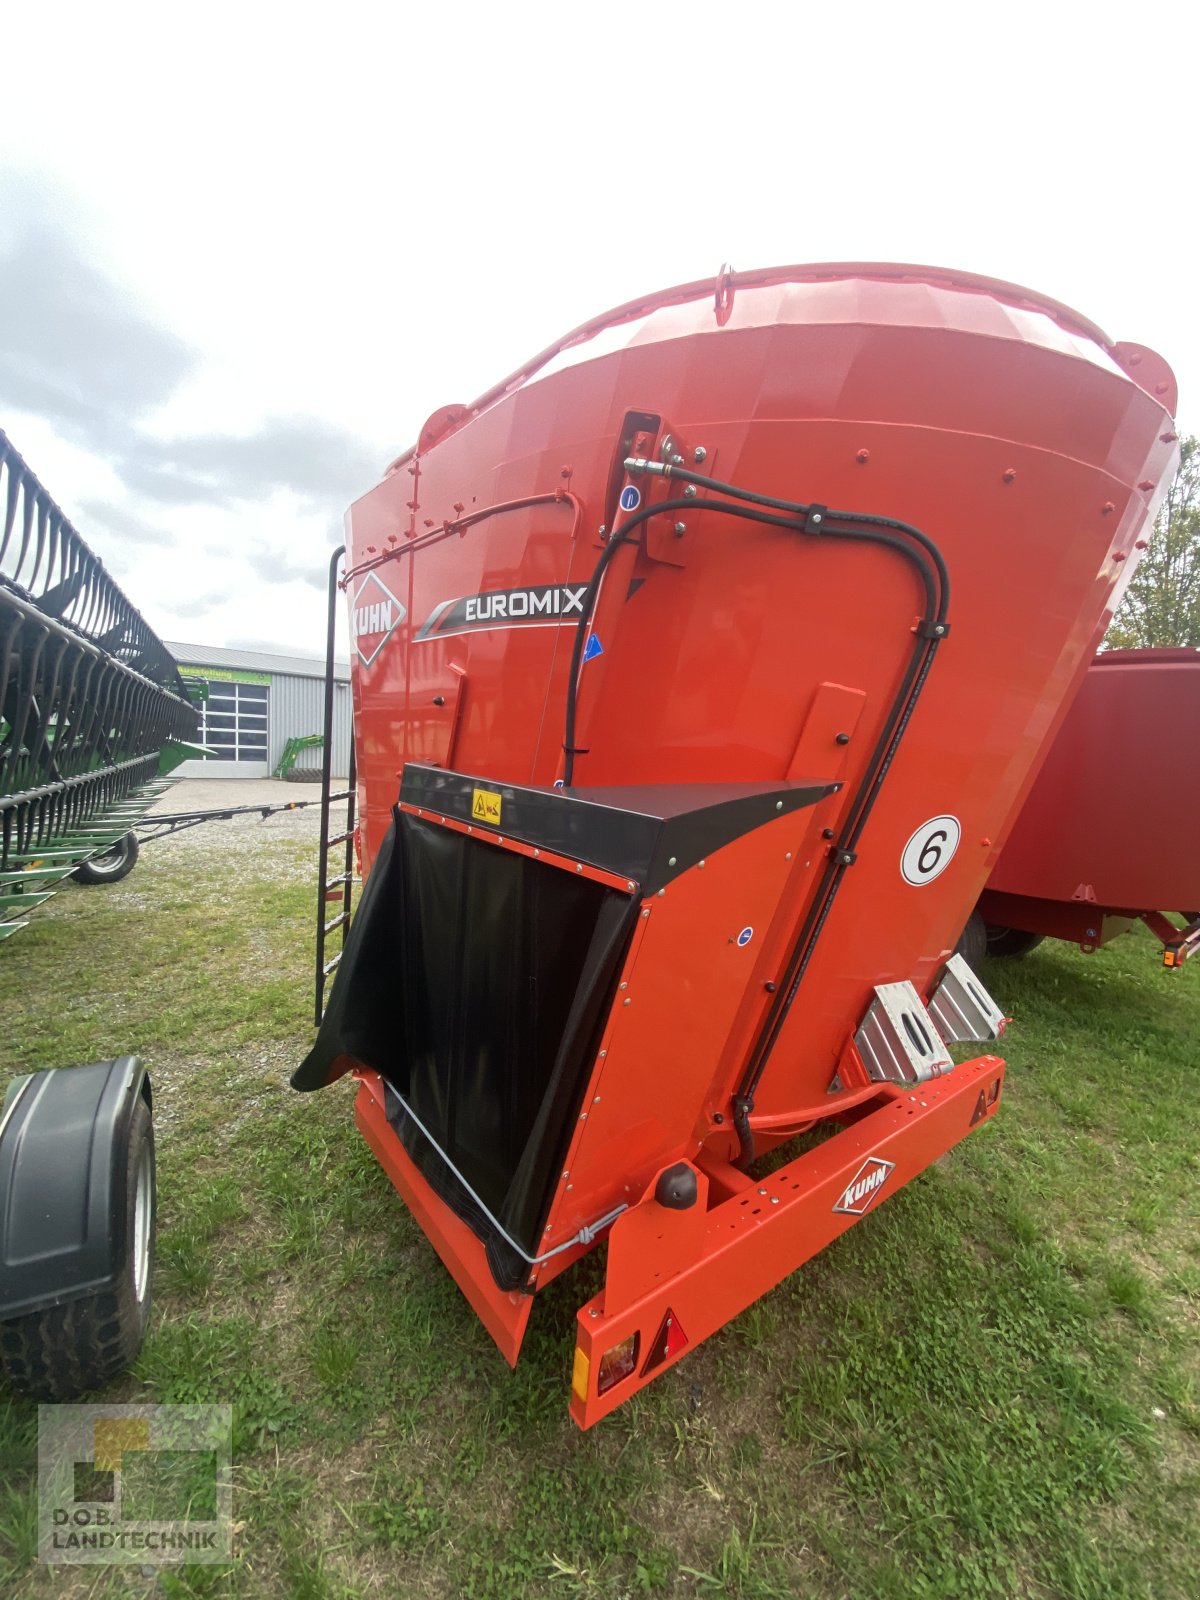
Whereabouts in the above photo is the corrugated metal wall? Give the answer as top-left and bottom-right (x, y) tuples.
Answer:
(269, 674), (353, 776)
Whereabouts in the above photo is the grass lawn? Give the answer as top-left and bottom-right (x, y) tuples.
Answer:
(1, 806), (1197, 1598)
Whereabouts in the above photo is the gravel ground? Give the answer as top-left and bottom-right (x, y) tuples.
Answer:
(142, 776), (350, 876)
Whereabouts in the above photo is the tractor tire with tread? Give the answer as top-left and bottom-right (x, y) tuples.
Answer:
(984, 924), (1045, 959)
(0, 1096), (155, 1399)
(954, 910), (988, 969)
(72, 831), (139, 886)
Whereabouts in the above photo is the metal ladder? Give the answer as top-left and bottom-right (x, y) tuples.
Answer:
(314, 547), (357, 1024)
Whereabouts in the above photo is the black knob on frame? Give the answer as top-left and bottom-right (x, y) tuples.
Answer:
(655, 1162), (698, 1211)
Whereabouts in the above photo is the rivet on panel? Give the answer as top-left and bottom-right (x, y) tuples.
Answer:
(1135, 539), (1149, 550)
(775, 800), (783, 810)
(533, 848), (540, 857)
(694, 446), (707, 463)
(623, 997), (632, 1006)
(683, 484), (698, 499)
(641, 908), (650, 919)
(1162, 431), (1179, 443)
(856, 448), (870, 464)
(785, 851), (792, 861)
(1113, 551), (1128, 562)
(1138, 479), (1155, 491)
(619, 982), (628, 990)
(668, 856), (677, 866)
(1002, 468), (1017, 483)
(698, 859), (706, 869)
(1101, 502), (1115, 515)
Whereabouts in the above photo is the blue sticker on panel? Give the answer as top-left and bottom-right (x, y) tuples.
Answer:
(582, 633), (604, 664)
(618, 484), (642, 513)
(737, 927), (754, 947)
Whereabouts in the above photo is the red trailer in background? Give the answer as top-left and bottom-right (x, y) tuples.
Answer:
(978, 647), (1200, 968)
(297, 264), (1178, 1426)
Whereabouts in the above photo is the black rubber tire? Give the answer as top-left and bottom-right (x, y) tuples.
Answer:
(72, 831), (139, 885)
(0, 1096), (155, 1399)
(984, 924), (1045, 959)
(954, 910), (988, 969)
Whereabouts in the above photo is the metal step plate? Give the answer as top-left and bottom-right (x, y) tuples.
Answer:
(928, 953), (1007, 1044)
(855, 981), (954, 1084)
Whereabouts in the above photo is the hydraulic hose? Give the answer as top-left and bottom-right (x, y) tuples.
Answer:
(561, 459), (951, 1163)
(562, 495), (941, 784)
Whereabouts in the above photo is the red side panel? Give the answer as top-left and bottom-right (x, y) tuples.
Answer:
(986, 649), (1200, 913)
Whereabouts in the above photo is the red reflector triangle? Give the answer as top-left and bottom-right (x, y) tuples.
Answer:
(640, 1307), (688, 1377)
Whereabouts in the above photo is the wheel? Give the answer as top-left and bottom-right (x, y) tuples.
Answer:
(984, 924), (1045, 959)
(72, 831), (139, 885)
(954, 909), (988, 968)
(0, 1096), (155, 1399)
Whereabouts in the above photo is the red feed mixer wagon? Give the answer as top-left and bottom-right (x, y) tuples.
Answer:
(977, 646), (1200, 967)
(295, 264), (1178, 1427)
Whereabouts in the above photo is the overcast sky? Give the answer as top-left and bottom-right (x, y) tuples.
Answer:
(1, 3), (1195, 658)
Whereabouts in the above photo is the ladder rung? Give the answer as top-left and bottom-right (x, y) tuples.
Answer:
(323, 912), (349, 935)
(324, 873), (352, 889)
(322, 953), (343, 977)
(326, 831), (353, 847)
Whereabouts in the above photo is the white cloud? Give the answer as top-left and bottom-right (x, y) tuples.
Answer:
(1, 0), (1196, 657)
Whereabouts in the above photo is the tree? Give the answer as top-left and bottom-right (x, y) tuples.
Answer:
(1108, 435), (1200, 648)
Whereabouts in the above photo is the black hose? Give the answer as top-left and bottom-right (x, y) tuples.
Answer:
(658, 463), (951, 626)
(574, 462), (952, 1162)
(562, 495), (940, 783)
(560, 464), (950, 1163)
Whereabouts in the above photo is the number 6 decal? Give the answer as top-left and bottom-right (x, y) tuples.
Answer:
(901, 814), (961, 886)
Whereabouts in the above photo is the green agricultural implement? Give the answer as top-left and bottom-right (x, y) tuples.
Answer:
(274, 731), (323, 778)
(0, 430), (200, 939)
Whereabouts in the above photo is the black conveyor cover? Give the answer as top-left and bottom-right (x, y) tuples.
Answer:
(295, 767), (837, 1289)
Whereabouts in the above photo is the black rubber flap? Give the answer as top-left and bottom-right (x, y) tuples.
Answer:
(294, 772), (836, 1290)
(295, 807), (637, 1289)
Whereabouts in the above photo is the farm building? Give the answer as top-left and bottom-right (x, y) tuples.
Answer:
(165, 640), (351, 779)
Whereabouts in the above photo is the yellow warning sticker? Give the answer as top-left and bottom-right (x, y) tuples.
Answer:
(471, 787), (503, 825)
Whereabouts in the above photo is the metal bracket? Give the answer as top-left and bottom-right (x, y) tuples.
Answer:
(854, 981), (953, 1084)
(927, 953), (1007, 1043)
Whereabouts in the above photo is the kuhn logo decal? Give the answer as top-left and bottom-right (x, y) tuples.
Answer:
(352, 573), (406, 668)
(833, 1157), (895, 1216)
(415, 583), (587, 641)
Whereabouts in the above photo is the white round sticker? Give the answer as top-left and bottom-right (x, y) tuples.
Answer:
(900, 815), (961, 886)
